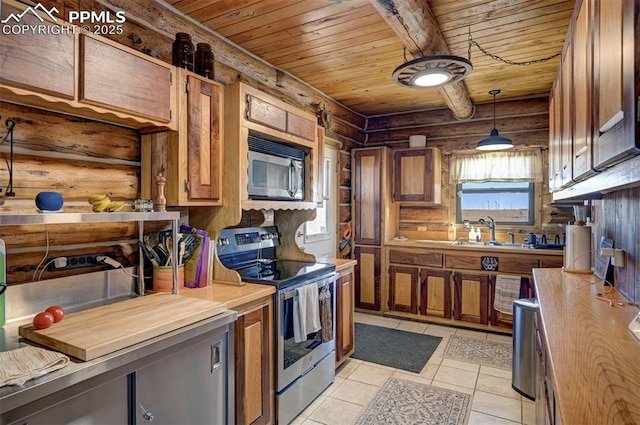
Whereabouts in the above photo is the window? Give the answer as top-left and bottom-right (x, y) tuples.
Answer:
(456, 182), (535, 224)
(450, 150), (542, 226)
(305, 157), (331, 240)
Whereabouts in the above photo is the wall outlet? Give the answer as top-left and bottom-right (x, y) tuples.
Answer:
(417, 226), (427, 231)
(46, 253), (115, 271)
(612, 249), (625, 267)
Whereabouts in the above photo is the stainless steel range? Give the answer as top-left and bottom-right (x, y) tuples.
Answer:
(217, 226), (337, 425)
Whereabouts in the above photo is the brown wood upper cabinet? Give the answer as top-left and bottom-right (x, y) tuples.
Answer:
(0, 2), (74, 99)
(246, 94), (316, 141)
(592, 0), (639, 169)
(79, 35), (173, 124)
(0, 17), (176, 130)
(141, 70), (223, 206)
(393, 148), (441, 204)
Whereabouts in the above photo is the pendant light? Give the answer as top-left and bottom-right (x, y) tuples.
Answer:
(392, 55), (473, 88)
(476, 89), (514, 151)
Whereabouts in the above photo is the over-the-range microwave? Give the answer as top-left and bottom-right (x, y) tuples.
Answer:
(247, 134), (305, 201)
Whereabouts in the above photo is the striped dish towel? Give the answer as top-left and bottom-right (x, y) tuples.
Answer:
(494, 275), (522, 315)
(0, 346), (69, 387)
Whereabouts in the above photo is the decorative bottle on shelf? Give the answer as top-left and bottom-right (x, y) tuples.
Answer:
(172, 32), (194, 71)
(195, 43), (215, 80)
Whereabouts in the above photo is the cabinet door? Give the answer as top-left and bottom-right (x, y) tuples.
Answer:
(353, 149), (382, 245)
(593, 0), (639, 169)
(354, 246), (381, 311)
(235, 301), (272, 425)
(548, 82), (562, 192)
(490, 275), (531, 328)
(560, 42), (573, 187)
(389, 265), (419, 313)
(246, 94), (287, 132)
(336, 270), (355, 367)
(420, 269), (451, 319)
(572, 0), (594, 181)
(186, 74), (223, 203)
(79, 35), (173, 123)
(287, 111), (316, 141)
(135, 333), (229, 425)
(0, 3), (74, 99)
(453, 272), (489, 324)
(393, 148), (441, 203)
(8, 376), (128, 425)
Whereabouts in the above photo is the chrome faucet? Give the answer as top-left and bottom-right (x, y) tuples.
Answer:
(478, 216), (497, 243)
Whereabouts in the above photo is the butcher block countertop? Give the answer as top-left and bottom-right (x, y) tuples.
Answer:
(317, 257), (358, 273)
(385, 238), (564, 255)
(533, 268), (640, 424)
(182, 283), (275, 309)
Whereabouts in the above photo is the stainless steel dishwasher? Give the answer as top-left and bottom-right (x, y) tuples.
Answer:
(512, 298), (538, 400)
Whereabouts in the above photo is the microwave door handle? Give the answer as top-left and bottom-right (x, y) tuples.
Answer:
(289, 160), (297, 197)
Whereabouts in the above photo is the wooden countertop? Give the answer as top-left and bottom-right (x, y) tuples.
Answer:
(181, 283), (275, 310)
(316, 257), (358, 273)
(386, 239), (564, 256)
(532, 268), (640, 424)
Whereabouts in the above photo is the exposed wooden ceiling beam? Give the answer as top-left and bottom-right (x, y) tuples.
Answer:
(370, 0), (474, 120)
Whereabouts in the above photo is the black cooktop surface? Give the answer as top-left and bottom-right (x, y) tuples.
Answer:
(237, 260), (336, 289)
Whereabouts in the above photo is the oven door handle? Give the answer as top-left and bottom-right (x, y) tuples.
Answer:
(280, 277), (334, 300)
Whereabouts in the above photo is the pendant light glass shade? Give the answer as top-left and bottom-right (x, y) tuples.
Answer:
(476, 89), (513, 151)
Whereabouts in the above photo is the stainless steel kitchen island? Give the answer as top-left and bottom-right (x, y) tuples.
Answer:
(1, 308), (237, 425)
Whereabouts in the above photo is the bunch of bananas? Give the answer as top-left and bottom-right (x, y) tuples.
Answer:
(87, 193), (125, 212)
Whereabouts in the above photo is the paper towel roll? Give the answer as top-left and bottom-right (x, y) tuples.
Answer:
(564, 225), (592, 272)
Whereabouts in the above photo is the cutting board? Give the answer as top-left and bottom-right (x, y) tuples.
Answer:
(18, 293), (227, 361)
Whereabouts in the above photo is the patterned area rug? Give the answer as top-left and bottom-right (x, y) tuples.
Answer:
(355, 377), (471, 425)
(443, 335), (512, 370)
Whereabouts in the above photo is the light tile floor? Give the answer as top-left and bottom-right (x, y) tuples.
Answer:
(291, 312), (535, 425)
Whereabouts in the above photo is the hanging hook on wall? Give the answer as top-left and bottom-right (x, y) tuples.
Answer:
(3, 118), (17, 197)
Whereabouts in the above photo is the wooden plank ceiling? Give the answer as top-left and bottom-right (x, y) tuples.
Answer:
(165, 0), (575, 118)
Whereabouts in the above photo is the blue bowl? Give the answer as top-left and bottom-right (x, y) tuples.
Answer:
(35, 192), (64, 212)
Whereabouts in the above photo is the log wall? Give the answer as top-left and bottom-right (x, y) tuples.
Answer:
(364, 95), (574, 244)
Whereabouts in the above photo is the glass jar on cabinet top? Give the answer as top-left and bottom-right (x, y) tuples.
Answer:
(195, 43), (215, 80)
(172, 32), (194, 71)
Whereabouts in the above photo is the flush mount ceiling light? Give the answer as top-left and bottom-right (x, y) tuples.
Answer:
(476, 89), (514, 151)
(392, 55), (473, 88)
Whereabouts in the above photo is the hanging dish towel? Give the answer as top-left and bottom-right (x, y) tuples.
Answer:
(293, 282), (321, 343)
(494, 275), (522, 315)
(318, 285), (333, 343)
(0, 345), (69, 387)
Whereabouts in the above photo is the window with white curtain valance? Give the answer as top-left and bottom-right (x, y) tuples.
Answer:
(450, 149), (543, 183)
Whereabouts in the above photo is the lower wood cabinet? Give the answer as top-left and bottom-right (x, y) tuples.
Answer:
(490, 276), (532, 329)
(234, 298), (273, 425)
(354, 246), (382, 311)
(336, 268), (355, 367)
(420, 268), (451, 319)
(452, 272), (490, 325)
(389, 265), (419, 314)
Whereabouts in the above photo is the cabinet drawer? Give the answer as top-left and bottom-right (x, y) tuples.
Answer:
(389, 249), (442, 267)
(499, 257), (539, 274)
(287, 112), (316, 141)
(246, 94), (287, 131)
(445, 254), (481, 270)
(539, 257), (563, 268)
